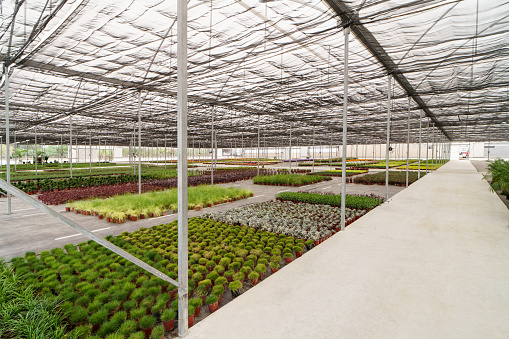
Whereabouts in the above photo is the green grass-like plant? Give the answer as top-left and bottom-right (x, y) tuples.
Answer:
(253, 174), (329, 186)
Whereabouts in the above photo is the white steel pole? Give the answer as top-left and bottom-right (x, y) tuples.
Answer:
(431, 123), (435, 172)
(257, 115), (260, 176)
(340, 26), (350, 231)
(426, 119), (429, 173)
(177, 0), (189, 334)
(385, 75), (392, 201)
(405, 96), (410, 187)
(4, 65), (12, 214)
(418, 111), (422, 179)
(289, 123), (292, 172)
(89, 132), (92, 173)
(211, 108), (214, 185)
(312, 126), (315, 173)
(137, 91), (142, 195)
(69, 117), (72, 178)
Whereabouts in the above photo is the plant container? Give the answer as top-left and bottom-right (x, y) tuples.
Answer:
(141, 327), (153, 339)
(208, 301), (219, 313)
(163, 319), (175, 332)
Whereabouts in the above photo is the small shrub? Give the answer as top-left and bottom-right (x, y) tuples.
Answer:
(139, 315), (156, 330)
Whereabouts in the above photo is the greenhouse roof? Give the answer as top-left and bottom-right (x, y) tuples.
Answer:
(1, 0), (508, 147)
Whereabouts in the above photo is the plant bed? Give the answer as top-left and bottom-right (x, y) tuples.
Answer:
(252, 174), (330, 187)
(203, 200), (366, 240)
(38, 169), (272, 205)
(352, 171), (424, 186)
(66, 185), (253, 222)
(309, 170), (367, 177)
(9, 217), (310, 338)
(275, 191), (384, 210)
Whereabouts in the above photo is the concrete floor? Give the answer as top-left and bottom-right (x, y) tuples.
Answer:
(185, 161), (509, 339)
(0, 165), (404, 260)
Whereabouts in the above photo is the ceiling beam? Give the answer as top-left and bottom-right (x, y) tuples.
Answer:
(323, 0), (452, 140)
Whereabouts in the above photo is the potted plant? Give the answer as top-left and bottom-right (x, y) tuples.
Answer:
(128, 332), (145, 339)
(224, 270), (235, 283)
(294, 245), (303, 257)
(188, 305), (195, 327)
(160, 309), (176, 332)
(139, 315), (156, 339)
(283, 252), (293, 264)
(248, 271), (259, 285)
(205, 294), (219, 313)
(130, 307), (146, 322)
(150, 325), (165, 339)
(211, 285), (225, 303)
(229, 280), (243, 299)
(269, 261), (279, 274)
(89, 309), (108, 333)
(189, 297), (203, 317)
(118, 320), (137, 337)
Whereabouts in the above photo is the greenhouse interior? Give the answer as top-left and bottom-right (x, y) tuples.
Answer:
(1, 0), (508, 338)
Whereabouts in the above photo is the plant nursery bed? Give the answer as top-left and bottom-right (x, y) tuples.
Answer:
(203, 200), (367, 238)
(253, 174), (331, 186)
(309, 170), (367, 177)
(36, 169), (271, 205)
(275, 191), (384, 210)
(351, 170), (425, 186)
(8, 217), (313, 338)
(66, 186), (253, 223)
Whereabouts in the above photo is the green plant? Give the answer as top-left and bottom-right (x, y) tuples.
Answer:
(105, 333), (125, 339)
(229, 280), (243, 292)
(205, 294), (219, 305)
(150, 325), (165, 339)
(189, 297), (203, 309)
(128, 332), (145, 339)
(139, 315), (156, 330)
(118, 319), (138, 337)
(248, 271), (259, 280)
(130, 308), (146, 321)
(161, 309), (176, 321)
(484, 159), (509, 194)
(89, 309), (108, 326)
(69, 305), (89, 325)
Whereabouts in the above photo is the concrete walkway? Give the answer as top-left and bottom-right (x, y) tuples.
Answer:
(186, 161), (509, 339)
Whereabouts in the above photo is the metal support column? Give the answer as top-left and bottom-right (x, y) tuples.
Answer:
(4, 64), (12, 214)
(425, 119), (429, 173)
(340, 26), (350, 231)
(177, 0), (189, 334)
(417, 112), (422, 179)
(89, 132), (92, 173)
(289, 123), (292, 172)
(405, 96), (410, 187)
(257, 115), (260, 176)
(137, 91), (142, 195)
(385, 75), (392, 201)
(312, 126), (315, 173)
(431, 123), (435, 172)
(211, 108), (214, 185)
(69, 117), (73, 178)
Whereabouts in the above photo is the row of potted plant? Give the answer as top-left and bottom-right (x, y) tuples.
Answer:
(275, 191), (384, 210)
(37, 169), (270, 205)
(203, 200), (365, 240)
(10, 217), (309, 338)
(308, 170), (367, 177)
(355, 160), (419, 169)
(66, 186), (253, 223)
(351, 171), (424, 186)
(252, 174), (330, 187)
